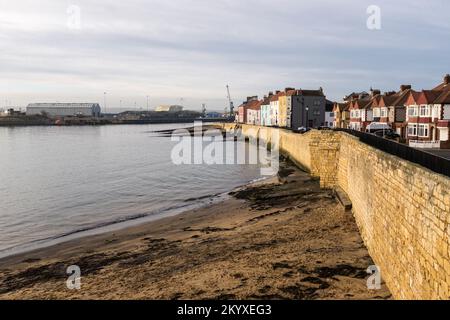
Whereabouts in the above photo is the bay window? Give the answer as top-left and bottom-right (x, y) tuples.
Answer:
(408, 124), (418, 136)
(408, 106), (418, 117)
(380, 107), (388, 117)
(373, 108), (381, 118)
(419, 105), (431, 117)
(418, 124), (429, 138)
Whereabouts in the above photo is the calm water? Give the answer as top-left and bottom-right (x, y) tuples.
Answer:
(0, 124), (264, 258)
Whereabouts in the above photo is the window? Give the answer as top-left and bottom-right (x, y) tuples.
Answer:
(313, 100), (321, 106)
(373, 108), (381, 117)
(380, 107), (388, 117)
(408, 124), (418, 136)
(432, 105), (440, 120)
(418, 124), (429, 137)
(419, 105), (431, 117)
(444, 105), (450, 120)
(408, 106), (418, 117)
(351, 110), (361, 118)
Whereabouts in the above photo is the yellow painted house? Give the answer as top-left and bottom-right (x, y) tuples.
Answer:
(278, 88), (295, 128)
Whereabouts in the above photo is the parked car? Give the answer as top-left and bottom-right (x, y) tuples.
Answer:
(294, 127), (311, 134)
(373, 129), (400, 140)
(366, 123), (391, 134)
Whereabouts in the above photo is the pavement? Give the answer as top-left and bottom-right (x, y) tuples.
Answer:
(420, 149), (450, 160)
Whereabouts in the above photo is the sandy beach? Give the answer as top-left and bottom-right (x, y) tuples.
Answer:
(0, 160), (391, 300)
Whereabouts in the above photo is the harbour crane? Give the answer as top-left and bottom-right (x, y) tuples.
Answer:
(226, 85), (234, 118)
(202, 103), (207, 118)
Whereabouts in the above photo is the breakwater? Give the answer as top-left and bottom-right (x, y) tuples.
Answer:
(223, 123), (450, 300)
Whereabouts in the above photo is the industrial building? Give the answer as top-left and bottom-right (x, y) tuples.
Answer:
(26, 103), (101, 118)
(155, 105), (184, 112)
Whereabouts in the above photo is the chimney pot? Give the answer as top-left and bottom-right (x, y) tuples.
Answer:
(445, 74), (450, 85)
(400, 85), (412, 91)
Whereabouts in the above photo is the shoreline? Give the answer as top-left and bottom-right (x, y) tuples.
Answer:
(0, 160), (391, 300)
(0, 190), (232, 261)
(0, 174), (276, 266)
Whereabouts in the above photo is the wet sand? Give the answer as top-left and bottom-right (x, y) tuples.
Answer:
(0, 160), (391, 300)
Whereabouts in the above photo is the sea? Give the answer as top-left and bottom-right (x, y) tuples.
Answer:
(0, 123), (265, 258)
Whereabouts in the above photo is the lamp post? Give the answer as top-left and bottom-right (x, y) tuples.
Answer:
(305, 106), (310, 129)
(103, 92), (107, 115)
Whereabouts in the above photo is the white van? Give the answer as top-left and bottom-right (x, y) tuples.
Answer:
(366, 122), (391, 134)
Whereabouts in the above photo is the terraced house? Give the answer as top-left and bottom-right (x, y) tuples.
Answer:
(260, 94), (272, 126)
(246, 99), (262, 125)
(349, 99), (370, 131)
(332, 102), (350, 128)
(269, 91), (281, 127)
(406, 75), (450, 149)
(278, 88), (296, 128)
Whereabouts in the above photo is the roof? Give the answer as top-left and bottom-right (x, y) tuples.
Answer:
(246, 100), (262, 110)
(405, 91), (421, 105)
(343, 91), (369, 101)
(325, 100), (334, 112)
(416, 90), (443, 104)
(378, 94), (400, 108)
(333, 102), (347, 112)
(432, 74), (450, 91)
(434, 90), (450, 104)
(261, 97), (271, 105)
(269, 93), (282, 102)
(350, 99), (371, 110)
(297, 89), (324, 97)
(391, 89), (414, 107)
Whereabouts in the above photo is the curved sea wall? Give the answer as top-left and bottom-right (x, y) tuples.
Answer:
(224, 123), (450, 300)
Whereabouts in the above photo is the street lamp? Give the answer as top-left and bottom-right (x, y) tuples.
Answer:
(305, 106), (310, 129)
(103, 92), (107, 115)
(146, 95), (150, 112)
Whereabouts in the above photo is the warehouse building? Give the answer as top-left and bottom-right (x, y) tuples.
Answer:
(26, 103), (101, 117)
(155, 105), (183, 112)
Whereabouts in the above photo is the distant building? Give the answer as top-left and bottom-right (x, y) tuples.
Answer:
(246, 99), (262, 125)
(290, 89), (326, 129)
(155, 105), (183, 112)
(237, 96), (258, 124)
(405, 75), (450, 149)
(0, 108), (24, 117)
(26, 103), (101, 117)
(333, 102), (350, 128)
(269, 91), (281, 126)
(325, 100), (335, 128)
(260, 94), (272, 126)
(205, 112), (223, 118)
(278, 88), (296, 128)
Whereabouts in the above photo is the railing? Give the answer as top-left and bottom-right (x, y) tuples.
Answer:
(409, 140), (441, 149)
(334, 128), (450, 178)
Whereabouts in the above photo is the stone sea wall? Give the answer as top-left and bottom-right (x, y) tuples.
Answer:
(223, 123), (450, 300)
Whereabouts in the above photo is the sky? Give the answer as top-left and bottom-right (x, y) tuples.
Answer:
(1, 0), (450, 111)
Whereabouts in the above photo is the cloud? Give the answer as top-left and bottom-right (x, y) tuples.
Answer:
(0, 0), (449, 110)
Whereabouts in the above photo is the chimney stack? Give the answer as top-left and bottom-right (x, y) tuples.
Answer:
(400, 85), (412, 92)
(444, 74), (450, 85)
(372, 89), (381, 96)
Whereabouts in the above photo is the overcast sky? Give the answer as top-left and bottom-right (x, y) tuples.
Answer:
(1, 0), (449, 111)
